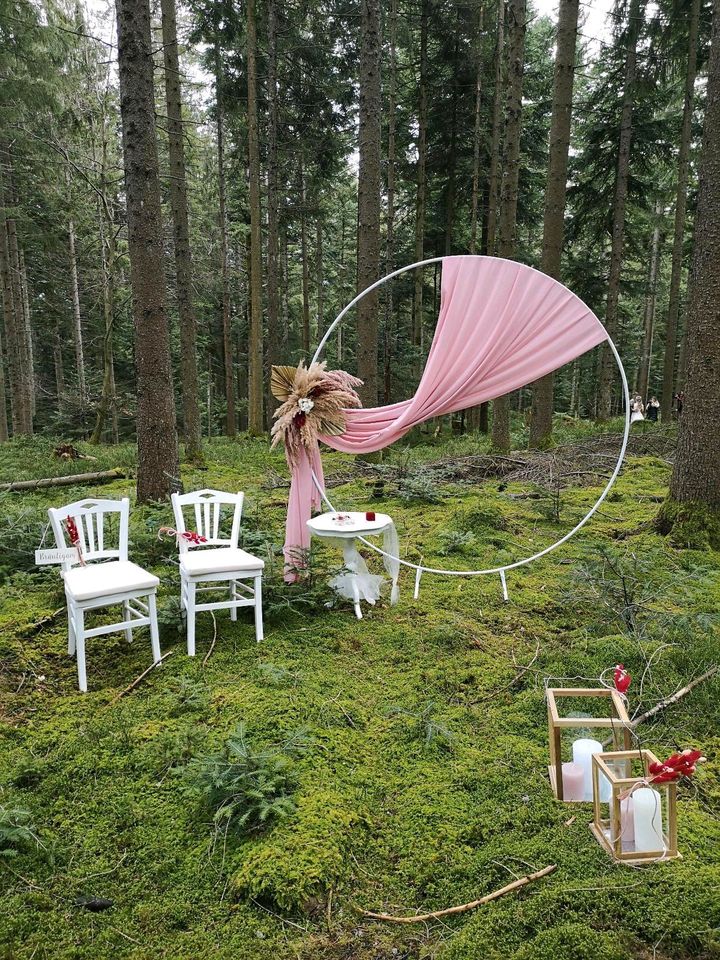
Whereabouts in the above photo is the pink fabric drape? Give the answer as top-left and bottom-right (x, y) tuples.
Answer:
(284, 256), (608, 574)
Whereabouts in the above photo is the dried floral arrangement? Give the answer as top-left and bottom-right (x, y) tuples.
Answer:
(270, 361), (363, 465)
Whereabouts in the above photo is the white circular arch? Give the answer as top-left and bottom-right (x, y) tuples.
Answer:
(310, 256), (631, 593)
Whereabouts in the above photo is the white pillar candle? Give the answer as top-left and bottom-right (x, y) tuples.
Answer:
(633, 787), (664, 853)
(561, 762), (585, 801)
(572, 738), (610, 801)
(620, 796), (634, 846)
(611, 796), (635, 848)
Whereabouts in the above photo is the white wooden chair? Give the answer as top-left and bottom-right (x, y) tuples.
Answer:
(171, 489), (264, 655)
(48, 497), (161, 693)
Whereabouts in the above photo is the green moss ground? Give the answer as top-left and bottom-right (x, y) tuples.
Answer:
(0, 428), (719, 959)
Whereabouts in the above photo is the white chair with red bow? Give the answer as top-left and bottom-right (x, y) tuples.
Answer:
(48, 497), (162, 692)
(171, 489), (264, 655)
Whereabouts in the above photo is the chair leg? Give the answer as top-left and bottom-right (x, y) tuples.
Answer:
(230, 580), (237, 621)
(75, 608), (87, 693)
(147, 592), (162, 664)
(67, 601), (76, 656)
(186, 582), (196, 656)
(180, 580), (187, 620)
(123, 601), (133, 643)
(254, 575), (264, 643)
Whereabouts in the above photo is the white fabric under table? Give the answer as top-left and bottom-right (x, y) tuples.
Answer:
(307, 512), (399, 618)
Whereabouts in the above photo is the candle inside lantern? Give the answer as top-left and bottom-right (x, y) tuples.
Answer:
(561, 762), (585, 801)
(621, 796), (634, 846)
(611, 796), (635, 848)
(572, 738), (610, 801)
(633, 787), (664, 853)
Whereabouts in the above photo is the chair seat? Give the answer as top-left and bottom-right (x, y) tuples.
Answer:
(63, 560), (159, 602)
(180, 547), (264, 577)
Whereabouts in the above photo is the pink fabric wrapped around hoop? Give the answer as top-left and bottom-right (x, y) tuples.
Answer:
(284, 256), (608, 577)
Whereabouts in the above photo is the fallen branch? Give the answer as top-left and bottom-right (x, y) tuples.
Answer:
(632, 665), (719, 727)
(359, 864), (556, 924)
(202, 613), (218, 668)
(24, 608), (64, 638)
(0, 469), (128, 492)
(106, 650), (174, 706)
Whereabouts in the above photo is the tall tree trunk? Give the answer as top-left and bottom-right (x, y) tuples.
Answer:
(663, 0), (720, 539)
(68, 217), (86, 409)
(247, 0), (264, 434)
(470, 3), (485, 254)
(0, 204), (23, 435)
(216, 50), (235, 437)
(6, 219), (33, 435)
(444, 22), (460, 255)
(265, 0), (280, 430)
(116, 0), (179, 500)
(18, 247), (34, 418)
(383, 0), (398, 404)
(660, 0), (700, 422)
(486, 0), (505, 254)
(300, 160), (311, 355)
(356, 0), (381, 406)
(597, 0), (643, 421)
(91, 98), (119, 446)
(53, 319), (65, 409)
(478, 0), (504, 435)
(529, 0), (579, 449)
(161, 0), (202, 460)
(237, 238), (249, 432)
(570, 358), (580, 416)
(412, 0), (429, 361)
(492, 0), (525, 453)
(316, 218), (324, 335)
(0, 324), (8, 441)
(337, 209), (345, 364)
(636, 202), (663, 401)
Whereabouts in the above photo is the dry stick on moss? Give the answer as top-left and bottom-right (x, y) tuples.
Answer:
(632, 665), (719, 726)
(24, 608), (64, 638)
(0, 469), (128, 492)
(107, 650), (174, 707)
(601, 664), (719, 748)
(359, 864), (557, 924)
(202, 612), (218, 668)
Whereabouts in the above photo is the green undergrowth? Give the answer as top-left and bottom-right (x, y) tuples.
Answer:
(0, 428), (719, 959)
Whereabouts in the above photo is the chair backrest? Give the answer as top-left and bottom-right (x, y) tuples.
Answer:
(48, 497), (130, 569)
(171, 489), (244, 551)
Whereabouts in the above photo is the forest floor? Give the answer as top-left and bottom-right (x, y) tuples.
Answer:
(0, 420), (719, 960)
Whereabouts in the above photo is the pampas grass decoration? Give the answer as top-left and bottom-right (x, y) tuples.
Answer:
(270, 361), (363, 464)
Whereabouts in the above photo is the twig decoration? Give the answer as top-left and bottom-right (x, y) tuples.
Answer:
(107, 651), (174, 706)
(632, 664), (718, 727)
(202, 612), (218, 668)
(359, 864), (556, 924)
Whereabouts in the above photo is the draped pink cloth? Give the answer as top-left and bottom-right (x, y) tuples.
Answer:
(284, 256), (608, 574)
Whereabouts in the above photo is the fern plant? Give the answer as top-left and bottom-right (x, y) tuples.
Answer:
(188, 724), (311, 834)
(0, 803), (41, 858)
(387, 702), (454, 749)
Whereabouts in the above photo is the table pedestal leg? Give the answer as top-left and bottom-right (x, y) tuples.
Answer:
(343, 539), (367, 619)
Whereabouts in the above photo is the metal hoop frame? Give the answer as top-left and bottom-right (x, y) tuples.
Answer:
(310, 255), (631, 592)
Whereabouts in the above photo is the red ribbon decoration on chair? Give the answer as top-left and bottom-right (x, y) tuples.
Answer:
(157, 526), (208, 546)
(64, 517), (85, 566)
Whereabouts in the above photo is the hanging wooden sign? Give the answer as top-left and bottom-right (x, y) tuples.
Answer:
(35, 548), (77, 565)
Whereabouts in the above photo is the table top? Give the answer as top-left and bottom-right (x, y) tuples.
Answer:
(307, 511), (393, 537)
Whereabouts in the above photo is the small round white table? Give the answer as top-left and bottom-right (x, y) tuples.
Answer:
(307, 511), (399, 619)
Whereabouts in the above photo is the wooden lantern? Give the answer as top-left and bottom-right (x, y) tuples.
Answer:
(590, 749), (680, 865)
(547, 687), (632, 801)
